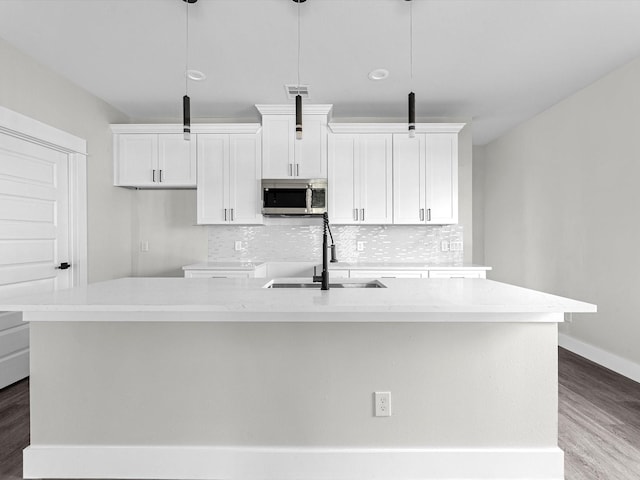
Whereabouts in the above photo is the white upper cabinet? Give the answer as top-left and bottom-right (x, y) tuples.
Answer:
(328, 133), (392, 224)
(112, 128), (196, 188)
(257, 105), (332, 179)
(393, 132), (459, 225)
(197, 133), (262, 225)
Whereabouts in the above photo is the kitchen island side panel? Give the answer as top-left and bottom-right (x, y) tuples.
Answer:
(29, 319), (558, 448)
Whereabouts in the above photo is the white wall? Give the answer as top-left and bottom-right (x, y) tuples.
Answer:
(0, 37), (131, 283)
(482, 56), (640, 369)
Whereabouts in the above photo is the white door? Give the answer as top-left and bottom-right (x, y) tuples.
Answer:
(158, 134), (196, 186)
(197, 134), (228, 224)
(115, 133), (157, 186)
(425, 133), (458, 224)
(0, 131), (72, 388)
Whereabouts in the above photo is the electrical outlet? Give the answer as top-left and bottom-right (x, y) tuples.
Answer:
(234, 241), (242, 251)
(139, 240), (149, 253)
(450, 241), (463, 252)
(440, 240), (449, 252)
(374, 391), (391, 417)
(357, 241), (365, 252)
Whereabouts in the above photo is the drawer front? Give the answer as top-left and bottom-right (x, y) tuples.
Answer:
(428, 270), (485, 279)
(349, 270), (424, 279)
(184, 270), (252, 279)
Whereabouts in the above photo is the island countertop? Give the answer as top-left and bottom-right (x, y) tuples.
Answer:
(1, 276), (596, 317)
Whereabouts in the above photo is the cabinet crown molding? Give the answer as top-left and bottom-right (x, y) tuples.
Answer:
(328, 123), (465, 134)
(255, 104), (333, 116)
(110, 124), (262, 134)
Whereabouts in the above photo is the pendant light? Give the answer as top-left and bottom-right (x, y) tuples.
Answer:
(406, 0), (416, 138)
(293, 0), (306, 140)
(183, 0), (197, 141)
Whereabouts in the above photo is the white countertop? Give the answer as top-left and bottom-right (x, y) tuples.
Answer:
(183, 261), (491, 271)
(1, 277), (595, 316)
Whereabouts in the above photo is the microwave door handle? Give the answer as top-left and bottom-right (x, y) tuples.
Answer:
(306, 187), (312, 211)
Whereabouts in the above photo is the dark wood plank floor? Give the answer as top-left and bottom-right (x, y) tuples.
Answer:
(0, 377), (29, 480)
(1, 349), (639, 479)
(559, 348), (640, 479)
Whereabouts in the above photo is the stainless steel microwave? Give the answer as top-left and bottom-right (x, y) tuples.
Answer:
(261, 178), (328, 216)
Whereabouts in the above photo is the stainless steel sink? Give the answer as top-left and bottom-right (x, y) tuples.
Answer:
(265, 280), (386, 289)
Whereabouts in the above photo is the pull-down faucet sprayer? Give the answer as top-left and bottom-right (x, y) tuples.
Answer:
(312, 212), (338, 290)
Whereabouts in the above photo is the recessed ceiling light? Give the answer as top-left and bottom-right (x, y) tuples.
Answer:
(186, 69), (206, 81)
(368, 68), (390, 81)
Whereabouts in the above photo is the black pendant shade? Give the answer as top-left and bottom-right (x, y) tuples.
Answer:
(183, 95), (191, 141)
(408, 91), (416, 138)
(295, 94), (303, 140)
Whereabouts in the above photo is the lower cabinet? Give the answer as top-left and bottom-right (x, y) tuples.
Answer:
(197, 134), (262, 225)
(334, 269), (487, 279)
(184, 265), (268, 279)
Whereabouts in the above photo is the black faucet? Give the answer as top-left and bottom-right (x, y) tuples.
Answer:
(313, 212), (338, 290)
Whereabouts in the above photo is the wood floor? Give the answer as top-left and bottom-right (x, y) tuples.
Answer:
(0, 348), (638, 479)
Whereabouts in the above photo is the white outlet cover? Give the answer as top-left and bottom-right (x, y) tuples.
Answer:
(374, 391), (391, 417)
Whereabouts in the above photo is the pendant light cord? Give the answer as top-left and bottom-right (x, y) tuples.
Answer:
(185, 1), (189, 95)
(409, 0), (413, 86)
(297, 0), (301, 88)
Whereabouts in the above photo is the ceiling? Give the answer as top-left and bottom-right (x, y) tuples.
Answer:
(1, 0), (640, 145)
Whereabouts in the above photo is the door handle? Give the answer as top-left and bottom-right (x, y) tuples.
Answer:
(289, 164), (293, 176)
(296, 164), (299, 176)
(224, 208), (227, 221)
(354, 209), (359, 221)
(152, 169), (156, 182)
(230, 208), (234, 221)
(57, 262), (71, 270)
(420, 208), (425, 221)
(159, 169), (163, 183)
(361, 209), (365, 222)
(427, 208), (431, 222)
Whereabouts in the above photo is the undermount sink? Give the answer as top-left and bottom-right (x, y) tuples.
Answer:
(264, 280), (386, 289)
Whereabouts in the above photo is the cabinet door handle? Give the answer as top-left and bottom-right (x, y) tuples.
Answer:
(230, 208), (234, 221)
(361, 209), (365, 222)
(427, 208), (431, 222)
(296, 164), (299, 176)
(354, 209), (359, 221)
(224, 208), (227, 221)
(420, 208), (425, 221)
(159, 169), (163, 183)
(289, 164), (293, 176)
(152, 169), (156, 182)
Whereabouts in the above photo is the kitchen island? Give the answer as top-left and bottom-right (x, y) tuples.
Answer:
(3, 277), (596, 480)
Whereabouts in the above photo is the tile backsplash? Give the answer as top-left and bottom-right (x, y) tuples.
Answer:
(208, 220), (463, 264)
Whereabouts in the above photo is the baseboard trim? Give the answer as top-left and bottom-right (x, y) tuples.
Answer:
(559, 333), (640, 384)
(23, 445), (564, 479)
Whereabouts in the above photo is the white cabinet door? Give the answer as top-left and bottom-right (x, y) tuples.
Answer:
(261, 116), (294, 178)
(197, 134), (228, 224)
(228, 134), (262, 224)
(295, 114), (328, 179)
(359, 134), (392, 224)
(115, 134), (157, 186)
(115, 133), (196, 188)
(425, 133), (458, 224)
(393, 133), (458, 225)
(262, 114), (327, 179)
(329, 134), (392, 225)
(197, 134), (263, 225)
(392, 134), (425, 224)
(328, 134), (358, 224)
(158, 134), (196, 187)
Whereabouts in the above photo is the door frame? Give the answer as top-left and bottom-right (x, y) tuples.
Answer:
(0, 106), (88, 288)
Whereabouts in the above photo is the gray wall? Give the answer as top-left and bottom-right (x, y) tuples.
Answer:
(481, 56), (640, 368)
(0, 37), (131, 283)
